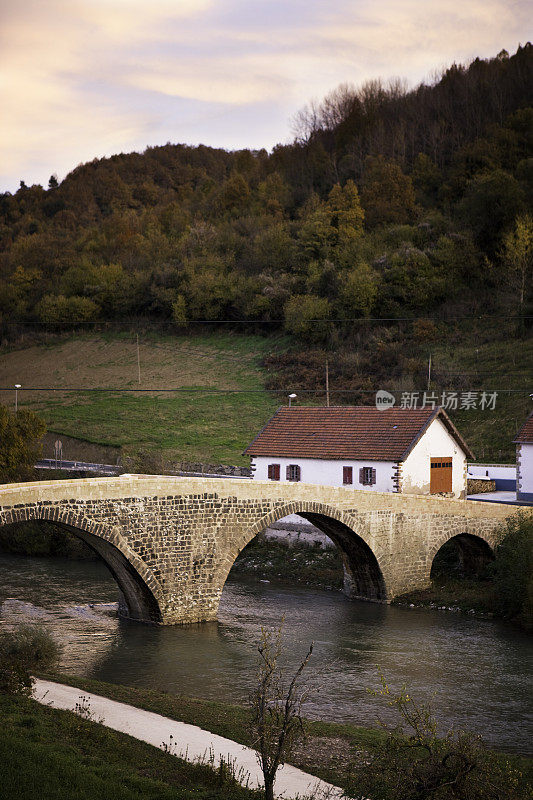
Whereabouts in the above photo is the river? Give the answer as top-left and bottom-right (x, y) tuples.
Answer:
(0, 552), (531, 754)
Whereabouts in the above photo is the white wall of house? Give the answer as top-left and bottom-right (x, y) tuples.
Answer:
(517, 443), (533, 501)
(251, 456), (396, 491)
(467, 463), (516, 490)
(402, 417), (467, 498)
(467, 464), (516, 480)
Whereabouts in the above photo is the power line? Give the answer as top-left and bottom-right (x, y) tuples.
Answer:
(3, 315), (533, 325)
(2, 387), (529, 394)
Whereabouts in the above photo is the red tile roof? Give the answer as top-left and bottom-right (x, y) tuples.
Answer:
(244, 406), (473, 461)
(514, 412), (533, 443)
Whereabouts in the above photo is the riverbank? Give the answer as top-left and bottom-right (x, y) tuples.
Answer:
(232, 536), (344, 590)
(38, 671), (378, 788)
(393, 578), (497, 618)
(39, 672), (532, 791)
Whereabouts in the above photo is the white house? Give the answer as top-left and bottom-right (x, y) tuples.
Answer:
(244, 406), (473, 499)
(514, 412), (533, 502)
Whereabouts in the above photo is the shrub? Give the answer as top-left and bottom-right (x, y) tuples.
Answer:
(0, 624), (61, 696)
(492, 513), (533, 628)
(345, 675), (530, 799)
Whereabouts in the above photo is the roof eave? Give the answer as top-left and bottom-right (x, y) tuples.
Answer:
(513, 411), (533, 444)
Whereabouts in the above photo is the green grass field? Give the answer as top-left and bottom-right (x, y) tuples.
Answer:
(0, 692), (260, 800)
(0, 332), (282, 465)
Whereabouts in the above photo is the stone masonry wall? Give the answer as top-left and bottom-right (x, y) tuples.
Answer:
(0, 475), (528, 624)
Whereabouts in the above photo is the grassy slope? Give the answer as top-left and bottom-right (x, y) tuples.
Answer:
(433, 334), (533, 463)
(0, 693), (260, 800)
(0, 329), (530, 465)
(0, 332), (282, 465)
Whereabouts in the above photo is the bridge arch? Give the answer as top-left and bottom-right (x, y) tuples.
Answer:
(429, 531), (495, 579)
(0, 506), (164, 624)
(222, 500), (387, 602)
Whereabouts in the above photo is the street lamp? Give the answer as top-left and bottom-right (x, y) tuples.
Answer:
(14, 384), (21, 412)
(288, 393), (297, 407)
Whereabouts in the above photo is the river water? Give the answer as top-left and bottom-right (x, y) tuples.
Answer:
(1, 552), (531, 754)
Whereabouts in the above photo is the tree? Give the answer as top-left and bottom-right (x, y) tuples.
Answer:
(250, 625), (313, 800)
(411, 154), (442, 207)
(35, 294), (100, 323)
(326, 180), (365, 246)
(48, 174), (59, 190)
(284, 294), (331, 343)
(171, 293), (187, 326)
(297, 194), (335, 259)
(338, 262), (377, 317)
(378, 247), (448, 314)
(500, 213), (533, 333)
(361, 156), (418, 228)
(346, 674), (530, 800)
(0, 404), (46, 483)
(457, 169), (524, 255)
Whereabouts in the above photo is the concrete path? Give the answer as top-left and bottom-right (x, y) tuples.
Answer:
(33, 679), (343, 799)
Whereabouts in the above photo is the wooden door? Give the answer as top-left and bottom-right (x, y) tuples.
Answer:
(430, 458), (452, 493)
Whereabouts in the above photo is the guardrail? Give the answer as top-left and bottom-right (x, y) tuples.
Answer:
(35, 459), (122, 475)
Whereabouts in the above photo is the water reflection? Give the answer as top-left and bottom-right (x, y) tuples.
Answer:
(0, 553), (531, 753)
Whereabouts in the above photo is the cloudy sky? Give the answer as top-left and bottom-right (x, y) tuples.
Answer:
(1, 0), (530, 191)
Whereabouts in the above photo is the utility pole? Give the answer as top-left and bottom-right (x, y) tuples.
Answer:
(325, 360), (330, 407)
(136, 334), (141, 385)
(427, 353), (431, 391)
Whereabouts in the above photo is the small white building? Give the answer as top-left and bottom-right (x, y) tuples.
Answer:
(514, 412), (533, 502)
(244, 406), (473, 499)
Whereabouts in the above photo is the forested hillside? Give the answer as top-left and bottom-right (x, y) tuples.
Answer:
(1, 44), (531, 334)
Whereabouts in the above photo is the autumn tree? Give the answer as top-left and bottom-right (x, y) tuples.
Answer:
(338, 262), (377, 318)
(0, 404), (46, 483)
(284, 294), (331, 343)
(361, 156), (418, 228)
(500, 213), (533, 332)
(326, 179), (365, 246)
(35, 294), (100, 323)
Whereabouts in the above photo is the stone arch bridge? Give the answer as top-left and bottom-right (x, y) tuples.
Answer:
(0, 475), (527, 625)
